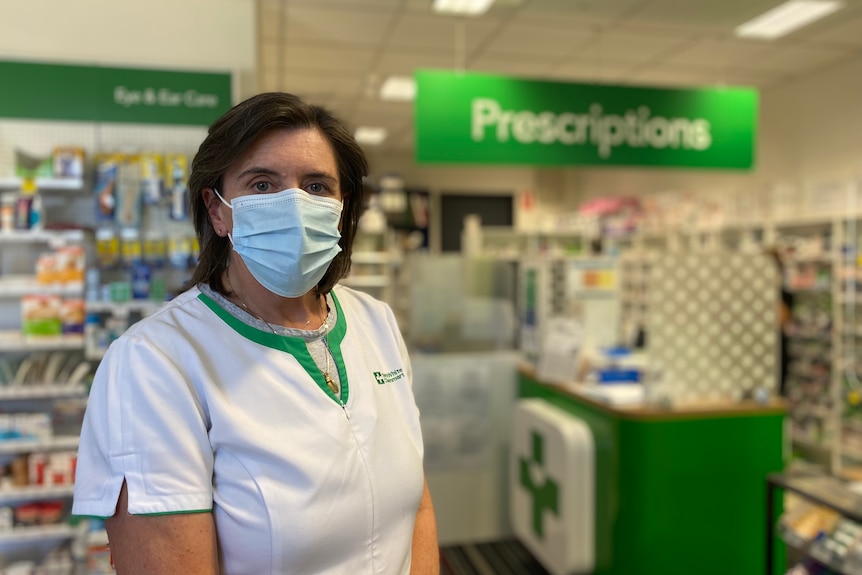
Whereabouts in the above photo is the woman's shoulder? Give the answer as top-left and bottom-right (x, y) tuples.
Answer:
(332, 285), (392, 317)
(121, 286), (209, 338)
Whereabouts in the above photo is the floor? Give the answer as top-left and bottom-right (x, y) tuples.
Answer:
(439, 539), (550, 575)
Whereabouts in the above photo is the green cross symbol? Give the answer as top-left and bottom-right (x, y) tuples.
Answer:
(519, 430), (559, 539)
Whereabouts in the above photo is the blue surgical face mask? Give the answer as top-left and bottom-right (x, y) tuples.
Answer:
(214, 187), (343, 298)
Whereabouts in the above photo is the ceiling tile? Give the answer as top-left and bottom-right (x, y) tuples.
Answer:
(385, 13), (502, 51)
(754, 44), (848, 73)
(467, 55), (557, 78)
(480, 23), (594, 58)
(578, 30), (696, 63)
(281, 42), (377, 73)
(631, 0), (794, 29)
(375, 50), (464, 76)
(794, 12), (862, 47)
(663, 37), (775, 69)
(519, 0), (645, 22)
(284, 5), (397, 46)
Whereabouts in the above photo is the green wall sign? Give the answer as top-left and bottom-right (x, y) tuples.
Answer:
(0, 60), (232, 126)
(415, 70), (758, 170)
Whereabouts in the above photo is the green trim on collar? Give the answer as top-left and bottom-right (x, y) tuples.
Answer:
(197, 290), (349, 403)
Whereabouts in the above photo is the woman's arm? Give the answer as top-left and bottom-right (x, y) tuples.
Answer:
(410, 477), (440, 575)
(106, 481), (219, 575)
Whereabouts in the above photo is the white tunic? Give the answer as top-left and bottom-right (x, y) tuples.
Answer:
(72, 286), (425, 574)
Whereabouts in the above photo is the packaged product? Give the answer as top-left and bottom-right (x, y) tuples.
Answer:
(52, 147), (85, 179)
(61, 299), (85, 334)
(94, 156), (120, 223)
(95, 228), (120, 269)
(35, 253), (58, 284)
(55, 245), (86, 284)
(21, 295), (62, 336)
(139, 153), (164, 205)
(116, 161), (142, 227)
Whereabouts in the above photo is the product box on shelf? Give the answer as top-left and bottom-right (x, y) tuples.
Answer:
(21, 295), (62, 336)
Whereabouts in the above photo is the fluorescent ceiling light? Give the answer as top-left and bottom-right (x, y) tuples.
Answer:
(432, 0), (496, 16)
(379, 76), (416, 101)
(735, 0), (843, 40)
(354, 127), (388, 146)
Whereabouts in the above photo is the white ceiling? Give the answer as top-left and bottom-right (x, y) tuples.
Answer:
(257, 0), (862, 153)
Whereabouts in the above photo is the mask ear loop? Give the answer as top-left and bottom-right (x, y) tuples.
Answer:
(212, 189), (235, 246)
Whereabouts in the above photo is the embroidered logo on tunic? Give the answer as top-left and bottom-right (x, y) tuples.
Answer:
(373, 368), (405, 385)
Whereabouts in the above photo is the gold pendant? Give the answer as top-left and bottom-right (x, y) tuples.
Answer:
(324, 372), (338, 394)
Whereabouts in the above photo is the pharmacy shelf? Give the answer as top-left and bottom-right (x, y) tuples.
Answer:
(0, 229), (84, 245)
(0, 177), (84, 191)
(0, 436), (79, 455)
(0, 276), (83, 297)
(0, 524), (81, 546)
(0, 485), (75, 506)
(85, 300), (163, 316)
(0, 385), (87, 401)
(0, 332), (84, 353)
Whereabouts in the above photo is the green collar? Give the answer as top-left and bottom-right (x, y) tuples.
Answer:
(197, 290), (349, 404)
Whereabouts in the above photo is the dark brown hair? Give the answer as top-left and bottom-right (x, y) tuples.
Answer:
(188, 92), (368, 296)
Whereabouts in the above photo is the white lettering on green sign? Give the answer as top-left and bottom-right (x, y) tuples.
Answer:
(114, 86), (220, 109)
(471, 98), (712, 159)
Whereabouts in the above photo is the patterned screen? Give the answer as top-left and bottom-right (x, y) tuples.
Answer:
(647, 252), (778, 403)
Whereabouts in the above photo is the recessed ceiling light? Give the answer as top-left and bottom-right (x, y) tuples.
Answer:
(379, 76), (416, 101)
(735, 0), (843, 40)
(354, 127), (388, 146)
(432, 0), (496, 16)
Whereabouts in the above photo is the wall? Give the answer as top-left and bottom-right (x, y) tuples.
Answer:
(0, 0), (257, 100)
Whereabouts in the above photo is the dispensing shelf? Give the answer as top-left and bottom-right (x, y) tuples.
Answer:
(0, 385), (88, 401)
(0, 332), (84, 353)
(0, 229), (85, 245)
(0, 485), (75, 506)
(85, 300), (164, 316)
(0, 436), (80, 455)
(0, 276), (83, 297)
(0, 177), (84, 191)
(0, 524), (81, 547)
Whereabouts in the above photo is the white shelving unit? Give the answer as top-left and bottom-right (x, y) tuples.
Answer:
(0, 332), (85, 353)
(0, 436), (80, 456)
(0, 276), (83, 297)
(0, 178), (84, 191)
(0, 524), (83, 547)
(0, 485), (75, 506)
(0, 229), (85, 246)
(0, 385), (87, 400)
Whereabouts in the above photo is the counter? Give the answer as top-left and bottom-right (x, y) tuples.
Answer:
(518, 366), (786, 575)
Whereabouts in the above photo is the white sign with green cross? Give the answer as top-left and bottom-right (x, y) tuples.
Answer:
(510, 399), (595, 575)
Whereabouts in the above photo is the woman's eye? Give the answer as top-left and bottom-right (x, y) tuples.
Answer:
(306, 183), (327, 194)
(254, 182), (271, 193)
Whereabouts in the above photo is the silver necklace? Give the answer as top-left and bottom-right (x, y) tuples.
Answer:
(235, 293), (338, 395)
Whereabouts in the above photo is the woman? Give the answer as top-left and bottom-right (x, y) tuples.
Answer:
(72, 92), (439, 574)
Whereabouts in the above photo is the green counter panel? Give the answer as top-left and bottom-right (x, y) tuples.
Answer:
(519, 374), (786, 574)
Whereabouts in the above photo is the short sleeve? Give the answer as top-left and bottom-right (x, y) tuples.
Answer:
(72, 334), (213, 518)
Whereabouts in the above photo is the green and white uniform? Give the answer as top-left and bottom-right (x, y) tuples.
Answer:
(72, 285), (425, 574)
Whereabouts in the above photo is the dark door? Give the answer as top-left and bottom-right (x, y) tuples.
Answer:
(440, 194), (513, 252)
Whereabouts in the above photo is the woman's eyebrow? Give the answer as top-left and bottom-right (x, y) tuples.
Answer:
(235, 166), (281, 181)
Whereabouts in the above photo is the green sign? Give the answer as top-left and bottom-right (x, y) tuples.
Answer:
(0, 60), (231, 126)
(415, 70), (757, 169)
